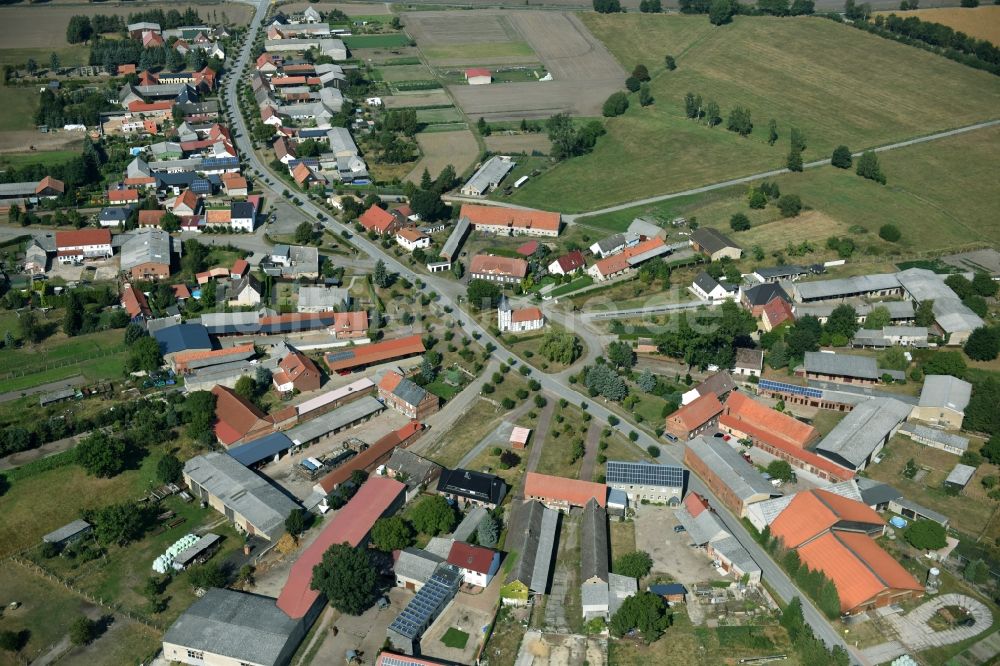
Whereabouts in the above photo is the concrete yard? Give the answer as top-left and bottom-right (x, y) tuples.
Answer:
(308, 587), (414, 666)
(419, 575), (501, 664)
(633, 504), (725, 585)
(515, 631), (606, 666)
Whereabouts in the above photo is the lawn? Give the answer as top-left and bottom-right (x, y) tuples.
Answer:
(511, 15), (1000, 213)
(0, 45), (91, 69)
(379, 64), (436, 82)
(441, 627), (470, 649)
(419, 41), (536, 63)
(344, 34), (411, 49)
(417, 107), (464, 124)
(593, 429), (654, 482)
(0, 324), (127, 394)
(533, 405), (590, 478)
(0, 84), (40, 132)
(609, 520), (636, 562)
(548, 275), (594, 298)
(867, 435), (1000, 543)
(578, 124), (1000, 251)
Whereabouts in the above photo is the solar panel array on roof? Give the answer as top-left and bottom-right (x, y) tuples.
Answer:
(388, 565), (461, 639)
(606, 461), (685, 487)
(758, 379), (823, 399)
(325, 349), (356, 363)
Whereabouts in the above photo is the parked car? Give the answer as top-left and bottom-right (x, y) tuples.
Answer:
(673, 525), (686, 533)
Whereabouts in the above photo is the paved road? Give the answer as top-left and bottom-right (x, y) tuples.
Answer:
(565, 118), (1000, 222)
(225, 6), (859, 661)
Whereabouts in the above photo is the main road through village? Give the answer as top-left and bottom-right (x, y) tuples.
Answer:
(219, 2), (943, 661)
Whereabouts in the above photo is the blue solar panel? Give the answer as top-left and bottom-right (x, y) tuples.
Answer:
(326, 350), (356, 363)
(758, 379), (822, 399)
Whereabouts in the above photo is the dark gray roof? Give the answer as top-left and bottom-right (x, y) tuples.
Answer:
(686, 436), (777, 502)
(581, 498), (608, 584)
(510, 501), (559, 593)
(389, 375), (428, 408)
(735, 348), (764, 370)
(385, 449), (442, 488)
(697, 372), (736, 399)
(691, 227), (740, 254)
(918, 375), (972, 412)
(889, 496), (949, 526)
(693, 271), (720, 294)
(437, 469), (507, 505)
(284, 396), (385, 445)
(815, 397), (912, 470)
(162, 589), (300, 666)
(804, 351), (878, 380)
(388, 564), (462, 640)
(231, 201), (255, 219)
(855, 477), (902, 507)
(99, 206), (133, 223)
(153, 323), (212, 355)
(743, 282), (790, 307)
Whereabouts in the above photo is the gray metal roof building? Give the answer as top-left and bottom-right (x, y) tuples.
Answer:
(686, 436), (778, 504)
(326, 127), (358, 156)
(804, 351), (879, 380)
(896, 266), (987, 338)
(794, 300), (915, 322)
(42, 519), (92, 545)
(918, 375), (972, 412)
(581, 498), (609, 584)
(710, 535), (760, 577)
(690, 227), (740, 255)
(183, 453), (300, 541)
(162, 588), (303, 666)
(509, 501), (560, 593)
(451, 506), (487, 543)
(792, 273), (901, 302)
(120, 229), (173, 272)
(394, 547), (444, 587)
(439, 216), (470, 262)
(898, 423), (969, 454)
(945, 463), (977, 489)
(285, 396), (385, 446)
(675, 505), (728, 546)
(385, 449), (442, 491)
(814, 397), (912, 471)
(887, 496), (949, 527)
(460, 156), (515, 197)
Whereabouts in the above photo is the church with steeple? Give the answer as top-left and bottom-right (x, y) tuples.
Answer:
(498, 295), (545, 333)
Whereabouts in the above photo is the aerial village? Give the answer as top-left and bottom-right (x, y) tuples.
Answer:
(0, 2), (999, 666)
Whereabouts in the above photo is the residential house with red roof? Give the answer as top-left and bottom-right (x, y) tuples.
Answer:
(448, 541), (500, 587)
(222, 173), (249, 197)
(273, 350), (322, 394)
(469, 254), (528, 284)
(524, 472), (607, 512)
(377, 371), (439, 420)
(547, 250), (586, 276)
(665, 392), (724, 441)
(172, 189), (201, 216)
(277, 477), (406, 621)
(460, 203), (560, 237)
(588, 237), (668, 282)
(396, 227), (430, 252)
(498, 295), (544, 333)
(55, 228), (112, 262)
(273, 136), (296, 164)
(358, 205), (403, 236)
(120, 282), (151, 320)
(138, 210), (167, 228)
(771, 490), (921, 614)
(465, 68), (492, 85)
(108, 188), (140, 205)
(761, 297), (795, 332)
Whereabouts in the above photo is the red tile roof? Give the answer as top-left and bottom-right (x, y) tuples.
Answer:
(460, 204), (560, 234)
(277, 476), (406, 618)
(666, 392), (723, 431)
(591, 237), (667, 278)
(358, 205), (397, 234)
(553, 250), (585, 273)
(396, 227), (427, 243)
(771, 489), (884, 549)
(174, 343), (255, 371)
(273, 350), (320, 389)
(138, 210), (166, 227)
(172, 284), (191, 299)
(231, 258), (249, 276)
(721, 393), (818, 449)
(108, 189), (140, 203)
(524, 472), (606, 508)
(324, 335), (425, 372)
(126, 100), (173, 113)
(469, 254), (528, 279)
(448, 541), (496, 574)
(465, 68), (491, 78)
(314, 422), (423, 495)
(55, 229), (111, 249)
(173, 189), (199, 213)
(36, 176), (64, 194)
(797, 530), (922, 613)
(210, 385), (268, 446)
(511, 306), (543, 324)
(121, 284), (150, 318)
(515, 240), (538, 256)
(762, 297), (795, 328)
(683, 492), (709, 517)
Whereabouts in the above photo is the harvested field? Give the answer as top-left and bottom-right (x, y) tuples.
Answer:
(380, 63), (436, 81)
(383, 90), (452, 108)
(441, 11), (625, 120)
(876, 6), (1000, 46)
(0, 129), (86, 153)
(512, 14), (1000, 212)
(0, 2), (252, 49)
(485, 133), (551, 155)
(405, 129), (479, 184)
(405, 11), (537, 65)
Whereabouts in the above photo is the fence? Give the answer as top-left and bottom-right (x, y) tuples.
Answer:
(0, 344), (126, 382)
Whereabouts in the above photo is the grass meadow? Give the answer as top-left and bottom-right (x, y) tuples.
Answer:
(510, 15), (1000, 213)
(0, 84), (41, 132)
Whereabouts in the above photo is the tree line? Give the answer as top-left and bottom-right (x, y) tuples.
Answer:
(679, 0), (815, 24)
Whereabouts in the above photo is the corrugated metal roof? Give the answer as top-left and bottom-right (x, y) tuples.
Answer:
(815, 397), (912, 469)
(686, 436), (777, 502)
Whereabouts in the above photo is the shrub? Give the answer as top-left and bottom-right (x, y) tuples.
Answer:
(878, 224), (901, 242)
(730, 213), (751, 231)
(602, 91), (629, 117)
(904, 520), (947, 550)
(777, 194), (802, 217)
(647, 445), (660, 457)
(831, 145), (852, 169)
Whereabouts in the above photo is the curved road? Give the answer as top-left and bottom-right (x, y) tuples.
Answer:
(224, 3), (861, 661)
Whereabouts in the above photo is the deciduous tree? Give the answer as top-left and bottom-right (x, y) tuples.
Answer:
(371, 516), (415, 551)
(831, 145), (852, 169)
(856, 150), (886, 184)
(76, 431), (126, 478)
(410, 495), (456, 536)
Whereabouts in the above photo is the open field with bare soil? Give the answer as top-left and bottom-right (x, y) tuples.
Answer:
(876, 6), (1000, 45)
(404, 11), (537, 65)
(511, 14), (1000, 212)
(384, 90), (453, 108)
(435, 10), (625, 120)
(405, 128), (479, 183)
(0, 1), (252, 49)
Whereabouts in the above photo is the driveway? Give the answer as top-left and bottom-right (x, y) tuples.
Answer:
(308, 587), (413, 666)
(634, 505), (724, 585)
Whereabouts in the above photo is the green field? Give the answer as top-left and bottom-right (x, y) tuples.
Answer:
(0, 150), (78, 169)
(510, 15), (1000, 213)
(344, 34), (411, 49)
(420, 41), (536, 62)
(417, 107), (463, 124)
(379, 63), (436, 82)
(0, 325), (127, 394)
(0, 45), (91, 69)
(579, 124), (1000, 251)
(0, 85), (39, 132)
